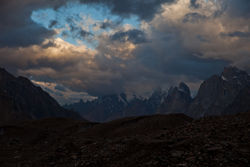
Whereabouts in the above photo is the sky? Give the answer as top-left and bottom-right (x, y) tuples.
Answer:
(0, 0), (250, 104)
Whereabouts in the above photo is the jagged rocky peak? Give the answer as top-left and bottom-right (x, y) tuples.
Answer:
(118, 93), (128, 105)
(187, 66), (250, 118)
(97, 93), (128, 105)
(149, 88), (167, 102)
(167, 82), (191, 97)
(158, 82), (192, 114)
(178, 82), (191, 95)
(79, 99), (84, 104)
(221, 66), (250, 82)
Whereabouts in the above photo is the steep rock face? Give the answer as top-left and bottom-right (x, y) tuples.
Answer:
(146, 89), (167, 113)
(158, 82), (192, 114)
(0, 91), (30, 123)
(188, 66), (250, 118)
(0, 68), (82, 123)
(123, 89), (167, 118)
(224, 85), (250, 115)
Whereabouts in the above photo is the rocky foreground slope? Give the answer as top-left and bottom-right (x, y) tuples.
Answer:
(0, 111), (249, 167)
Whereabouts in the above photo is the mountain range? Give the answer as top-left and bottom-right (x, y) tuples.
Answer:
(0, 66), (249, 123)
(65, 66), (250, 122)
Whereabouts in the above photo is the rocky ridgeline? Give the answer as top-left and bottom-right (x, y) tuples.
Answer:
(65, 66), (250, 122)
(64, 90), (168, 122)
(188, 66), (250, 118)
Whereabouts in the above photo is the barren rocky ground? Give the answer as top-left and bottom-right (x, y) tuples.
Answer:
(0, 112), (249, 167)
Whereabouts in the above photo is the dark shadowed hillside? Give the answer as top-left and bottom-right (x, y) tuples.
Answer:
(0, 68), (82, 124)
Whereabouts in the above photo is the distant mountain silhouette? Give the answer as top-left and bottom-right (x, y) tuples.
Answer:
(0, 68), (82, 124)
(64, 92), (162, 122)
(65, 66), (250, 121)
(64, 90), (168, 122)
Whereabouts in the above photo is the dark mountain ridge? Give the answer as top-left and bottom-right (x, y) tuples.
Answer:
(187, 66), (250, 118)
(64, 90), (168, 122)
(0, 68), (82, 124)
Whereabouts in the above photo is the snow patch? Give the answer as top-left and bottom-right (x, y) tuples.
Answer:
(118, 95), (128, 105)
(221, 75), (228, 81)
(233, 76), (238, 79)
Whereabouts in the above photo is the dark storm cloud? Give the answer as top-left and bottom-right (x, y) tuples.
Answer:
(110, 29), (147, 44)
(0, 0), (69, 47)
(79, 0), (176, 20)
(0, 24), (55, 47)
(196, 35), (209, 43)
(48, 20), (58, 29)
(79, 30), (93, 38)
(221, 31), (250, 38)
(99, 20), (121, 29)
(162, 54), (229, 79)
(183, 13), (207, 23)
(225, 0), (250, 18)
(65, 15), (93, 40)
(135, 41), (229, 81)
(190, 0), (199, 8)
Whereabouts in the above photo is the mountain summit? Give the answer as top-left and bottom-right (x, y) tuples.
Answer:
(187, 66), (250, 118)
(158, 82), (192, 114)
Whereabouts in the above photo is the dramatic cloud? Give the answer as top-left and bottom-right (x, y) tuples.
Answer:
(0, 0), (250, 104)
(79, 0), (176, 20)
(110, 29), (147, 44)
(225, 0), (250, 18)
(0, 0), (70, 47)
(32, 80), (96, 105)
